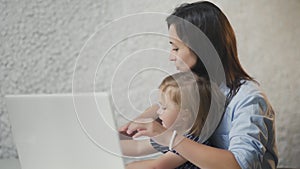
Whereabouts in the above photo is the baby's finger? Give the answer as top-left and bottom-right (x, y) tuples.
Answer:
(127, 123), (146, 134)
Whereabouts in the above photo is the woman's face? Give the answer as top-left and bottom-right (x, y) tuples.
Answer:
(157, 90), (180, 128)
(168, 24), (198, 71)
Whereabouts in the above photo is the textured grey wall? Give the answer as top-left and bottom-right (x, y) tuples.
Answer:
(0, 0), (299, 167)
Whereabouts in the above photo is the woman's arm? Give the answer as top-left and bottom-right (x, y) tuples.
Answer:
(126, 151), (188, 169)
(120, 139), (157, 157)
(126, 121), (241, 169)
(172, 135), (241, 169)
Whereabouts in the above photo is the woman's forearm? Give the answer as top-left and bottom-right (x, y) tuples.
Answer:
(126, 159), (156, 169)
(121, 139), (157, 157)
(121, 140), (140, 156)
(126, 152), (188, 169)
(173, 136), (241, 169)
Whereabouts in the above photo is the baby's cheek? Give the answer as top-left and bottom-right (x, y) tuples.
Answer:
(169, 115), (178, 126)
(160, 115), (171, 128)
(157, 109), (163, 115)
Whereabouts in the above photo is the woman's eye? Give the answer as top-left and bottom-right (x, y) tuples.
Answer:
(172, 48), (179, 51)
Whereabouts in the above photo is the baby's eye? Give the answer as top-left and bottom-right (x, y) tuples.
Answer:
(157, 102), (167, 111)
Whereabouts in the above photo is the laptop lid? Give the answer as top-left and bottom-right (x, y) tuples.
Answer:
(5, 93), (125, 169)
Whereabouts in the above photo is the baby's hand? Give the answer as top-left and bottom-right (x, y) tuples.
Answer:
(119, 130), (138, 138)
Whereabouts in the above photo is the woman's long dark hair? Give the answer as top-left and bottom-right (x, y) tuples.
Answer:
(166, 1), (255, 103)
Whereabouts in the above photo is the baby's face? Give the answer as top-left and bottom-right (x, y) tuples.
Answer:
(157, 91), (180, 128)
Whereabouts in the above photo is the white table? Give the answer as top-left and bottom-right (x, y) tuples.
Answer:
(0, 159), (21, 169)
(0, 158), (298, 169)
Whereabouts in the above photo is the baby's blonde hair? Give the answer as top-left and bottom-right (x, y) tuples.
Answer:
(159, 72), (215, 136)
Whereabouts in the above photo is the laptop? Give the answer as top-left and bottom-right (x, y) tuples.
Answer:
(5, 93), (126, 169)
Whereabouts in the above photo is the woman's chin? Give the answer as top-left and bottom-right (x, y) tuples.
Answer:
(176, 66), (184, 71)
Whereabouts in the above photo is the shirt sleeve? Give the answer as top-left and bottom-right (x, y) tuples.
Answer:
(228, 95), (275, 169)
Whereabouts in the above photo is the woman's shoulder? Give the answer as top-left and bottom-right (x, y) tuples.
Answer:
(235, 80), (265, 99)
(238, 80), (262, 96)
(229, 80), (272, 112)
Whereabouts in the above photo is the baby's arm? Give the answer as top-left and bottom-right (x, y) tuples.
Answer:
(120, 139), (157, 157)
(119, 104), (160, 133)
(126, 151), (187, 169)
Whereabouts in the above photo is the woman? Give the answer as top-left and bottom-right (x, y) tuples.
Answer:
(120, 1), (278, 169)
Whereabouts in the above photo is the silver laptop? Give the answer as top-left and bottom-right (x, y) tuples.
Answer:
(5, 93), (125, 169)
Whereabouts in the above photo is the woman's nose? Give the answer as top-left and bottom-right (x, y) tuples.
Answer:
(169, 53), (176, 61)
